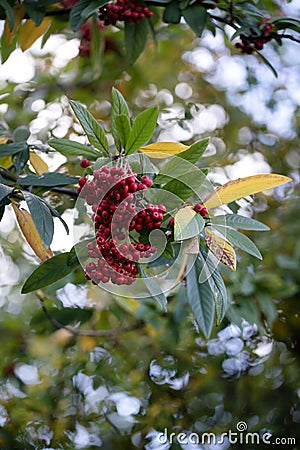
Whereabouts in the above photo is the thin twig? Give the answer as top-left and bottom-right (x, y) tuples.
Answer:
(0, 8), (72, 21)
(277, 33), (300, 44)
(50, 187), (78, 197)
(37, 293), (144, 337)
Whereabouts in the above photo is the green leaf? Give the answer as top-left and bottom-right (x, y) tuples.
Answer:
(70, 100), (109, 155)
(0, 141), (28, 156)
(0, 0), (14, 29)
(80, 0), (106, 22)
(186, 255), (215, 338)
(155, 138), (209, 184)
(139, 266), (167, 311)
(0, 205), (5, 222)
(93, 157), (111, 170)
(21, 251), (79, 294)
(17, 172), (78, 187)
(163, 0), (181, 23)
(174, 206), (205, 241)
(23, 191), (54, 248)
(182, 4), (207, 37)
(125, 106), (158, 155)
(49, 138), (101, 159)
(256, 52), (278, 78)
(212, 225), (262, 259)
(124, 19), (149, 64)
(111, 87), (130, 151)
(200, 248), (228, 324)
(161, 166), (207, 201)
(212, 214), (270, 231)
(90, 16), (104, 79)
(0, 182), (14, 203)
(70, 0), (107, 30)
(115, 114), (131, 150)
(39, 198), (69, 235)
(23, 1), (45, 26)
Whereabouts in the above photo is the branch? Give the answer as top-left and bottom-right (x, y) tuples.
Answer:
(0, 167), (17, 182)
(0, 7), (72, 21)
(37, 293), (145, 337)
(278, 33), (300, 44)
(50, 187), (78, 197)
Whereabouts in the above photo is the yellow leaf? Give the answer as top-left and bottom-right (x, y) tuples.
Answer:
(205, 228), (236, 271)
(29, 151), (49, 175)
(204, 174), (292, 209)
(140, 141), (189, 158)
(0, 156), (13, 168)
(12, 203), (53, 262)
(4, 4), (25, 45)
(0, 137), (9, 144)
(184, 236), (199, 254)
(19, 17), (51, 52)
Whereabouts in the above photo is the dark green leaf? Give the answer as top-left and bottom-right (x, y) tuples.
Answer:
(0, 29), (18, 63)
(80, 0), (106, 22)
(124, 19), (149, 64)
(70, 100), (109, 155)
(200, 248), (228, 324)
(13, 126), (30, 142)
(14, 146), (29, 176)
(70, 0), (108, 30)
(0, 0), (14, 29)
(139, 266), (167, 310)
(115, 114), (131, 150)
(0, 182), (14, 203)
(161, 167), (207, 201)
(212, 225), (262, 259)
(182, 4), (207, 37)
(23, 1), (45, 26)
(211, 214), (270, 231)
(48, 138), (101, 159)
(0, 205), (5, 222)
(125, 106), (158, 155)
(111, 87), (130, 151)
(186, 255), (215, 338)
(23, 191), (54, 248)
(21, 251), (80, 294)
(163, 0), (181, 23)
(0, 141), (28, 156)
(39, 198), (69, 235)
(17, 173), (78, 187)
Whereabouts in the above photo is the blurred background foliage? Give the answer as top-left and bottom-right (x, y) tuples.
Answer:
(0, 3), (300, 448)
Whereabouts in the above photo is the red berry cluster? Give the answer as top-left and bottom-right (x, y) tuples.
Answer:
(193, 203), (208, 217)
(99, 0), (153, 26)
(235, 18), (277, 54)
(78, 164), (166, 285)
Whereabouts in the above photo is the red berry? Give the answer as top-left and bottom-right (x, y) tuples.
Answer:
(193, 203), (203, 213)
(200, 207), (208, 217)
(169, 218), (174, 228)
(80, 158), (90, 168)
